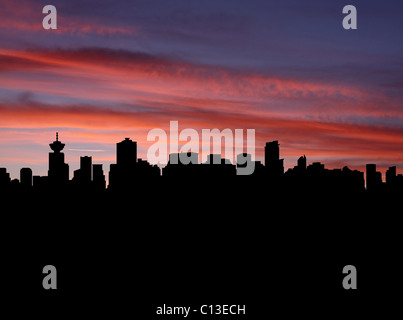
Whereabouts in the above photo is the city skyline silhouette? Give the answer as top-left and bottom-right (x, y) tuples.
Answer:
(1, 132), (402, 194)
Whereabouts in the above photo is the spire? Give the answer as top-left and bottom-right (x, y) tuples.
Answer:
(49, 132), (65, 153)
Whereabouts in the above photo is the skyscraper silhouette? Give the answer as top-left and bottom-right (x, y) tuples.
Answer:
(48, 132), (69, 186)
(20, 168), (32, 188)
(109, 138), (138, 190)
(265, 141), (284, 176)
(366, 164), (382, 191)
(92, 164), (106, 191)
(73, 156), (92, 186)
(0, 168), (10, 188)
(81, 156), (92, 182)
(297, 155), (307, 171)
(386, 166), (396, 185)
(117, 138), (137, 167)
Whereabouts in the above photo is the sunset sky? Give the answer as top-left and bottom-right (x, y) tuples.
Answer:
(1, 0), (403, 180)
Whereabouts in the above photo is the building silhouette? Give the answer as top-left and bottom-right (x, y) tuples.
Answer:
(92, 164), (106, 191)
(117, 138), (137, 167)
(109, 138), (137, 190)
(265, 141), (284, 177)
(48, 132), (69, 186)
(81, 156), (92, 182)
(366, 164), (382, 191)
(109, 137), (159, 190)
(297, 155), (307, 171)
(386, 166), (396, 185)
(20, 168), (32, 188)
(0, 167), (10, 189)
(73, 156), (92, 185)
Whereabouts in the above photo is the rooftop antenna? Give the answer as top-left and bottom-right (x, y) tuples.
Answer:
(56, 132), (59, 141)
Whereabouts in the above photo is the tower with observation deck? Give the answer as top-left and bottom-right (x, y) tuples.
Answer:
(48, 132), (69, 185)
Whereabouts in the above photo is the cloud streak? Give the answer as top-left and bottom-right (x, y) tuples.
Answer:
(1, 47), (401, 120)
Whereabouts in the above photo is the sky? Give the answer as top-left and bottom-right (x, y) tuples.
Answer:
(0, 0), (403, 180)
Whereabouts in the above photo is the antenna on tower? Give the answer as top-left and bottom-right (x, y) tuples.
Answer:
(56, 132), (59, 141)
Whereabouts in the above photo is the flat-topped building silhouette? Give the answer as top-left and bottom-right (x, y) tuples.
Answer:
(73, 156), (92, 185)
(20, 168), (32, 188)
(117, 138), (137, 167)
(109, 138), (137, 190)
(81, 156), (92, 182)
(0, 168), (10, 188)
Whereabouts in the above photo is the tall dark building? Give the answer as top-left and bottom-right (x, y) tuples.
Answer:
(117, 138), (137, 167)
(297, 155), (307, 171)
(73, 156), (92, 185)
(20, 168), (32, 187)
(92, 164), (106, 191)
(0, 168), (10, 187)
(366, 164), (382, 191)
(48, 132), (69, 185)
(80, 156), (92, 182)
(386, 166), (396, 185)
(265, 141), (284, 176)
(109, 138), (138, 190)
